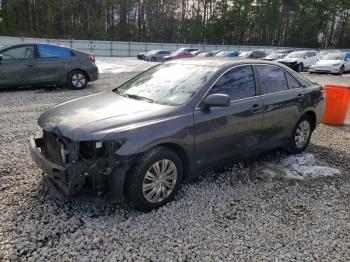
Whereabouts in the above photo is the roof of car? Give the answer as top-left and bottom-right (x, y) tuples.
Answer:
(2, 43), (66, 48)
(166, 57), (281, 67)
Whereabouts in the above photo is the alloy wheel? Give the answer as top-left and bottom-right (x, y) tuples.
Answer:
(71, 73), (86, 88)
(142, 159), (178, 203)
(295, 120), (311, 148)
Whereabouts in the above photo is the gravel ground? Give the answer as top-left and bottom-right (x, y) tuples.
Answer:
(0, 60), (350, 261)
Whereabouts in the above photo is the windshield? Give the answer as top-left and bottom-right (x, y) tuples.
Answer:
(266, 53), (284, 59)
(146, 50), (157, 55)
(197, 52), (210, 57)
(239, 52), (251, 57)
(114, 63), (217, 106)
(285, 52), (305, 58)
(215, 51), (227, 57)
(171, 51), (181, 56)
(321, 52), (344, 60)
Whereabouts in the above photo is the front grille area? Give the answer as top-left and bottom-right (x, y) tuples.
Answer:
(280, 61), (297, 67)
(43, 130), (64, 165)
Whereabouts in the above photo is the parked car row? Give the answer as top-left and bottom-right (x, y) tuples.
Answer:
(137, 48), (350, 74)
(137, 48), (241, 62)
(1, 43), (348, 91)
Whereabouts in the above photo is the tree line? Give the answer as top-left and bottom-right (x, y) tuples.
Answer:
(0, 0), (349, 49)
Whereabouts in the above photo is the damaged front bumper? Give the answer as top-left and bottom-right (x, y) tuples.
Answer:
(29, 135), (133, 201)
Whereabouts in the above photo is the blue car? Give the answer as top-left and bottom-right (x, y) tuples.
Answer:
(215, 51), (239, 58)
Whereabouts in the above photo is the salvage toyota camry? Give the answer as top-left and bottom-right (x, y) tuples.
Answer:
(30, 58), (324, 211)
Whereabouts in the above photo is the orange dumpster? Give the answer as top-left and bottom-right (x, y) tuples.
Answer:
(321, 85), (350, 126)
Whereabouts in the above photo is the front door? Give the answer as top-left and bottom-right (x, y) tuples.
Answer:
(194, 65), (264, 169)
(0, 45), (38, 87)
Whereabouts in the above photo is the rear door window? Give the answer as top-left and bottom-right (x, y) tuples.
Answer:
(37, 44), (72, 58)
(256, 65), (288, 94)
(209, 65), (256, 100)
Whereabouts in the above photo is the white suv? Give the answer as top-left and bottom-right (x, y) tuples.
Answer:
(278, 51), (319, 72)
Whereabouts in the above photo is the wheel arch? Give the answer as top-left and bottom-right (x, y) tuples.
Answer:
(67, 68), (90, 81)
(153, 142), (191, 180)
(302, 110), (317, 131)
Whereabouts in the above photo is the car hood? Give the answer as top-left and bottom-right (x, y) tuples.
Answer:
(314, 59), (342, 66)
(38, 92), (174, 141)
(261, 57), (276, 61)
(278, 58), (299, 63)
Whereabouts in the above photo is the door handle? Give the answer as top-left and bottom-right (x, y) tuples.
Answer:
(62, 61), (72, 64)
(26, 64), (35, 67)
(251, 104), (262, 113)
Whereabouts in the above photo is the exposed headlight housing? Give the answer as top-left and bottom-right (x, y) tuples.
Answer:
(332, 63), (341, 66)
(79, 139), (126, 160)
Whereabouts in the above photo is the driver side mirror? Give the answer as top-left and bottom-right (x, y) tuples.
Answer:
(0, 54), (3, 63)
(202, 94), (230, 110)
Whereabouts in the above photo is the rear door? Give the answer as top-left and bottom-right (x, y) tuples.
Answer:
(36, 44), (74, 84)
(0, 45), (38, 86)
(256, 65), (305, 148)
(194, 65), (264, 169)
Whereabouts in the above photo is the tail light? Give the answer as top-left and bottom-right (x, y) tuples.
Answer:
(86, 53), (95, 63)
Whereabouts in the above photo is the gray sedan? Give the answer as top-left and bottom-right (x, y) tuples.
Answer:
(143, 50), (171, 62)
(30, 58), (324, 211)
(0, 43), (98, 89)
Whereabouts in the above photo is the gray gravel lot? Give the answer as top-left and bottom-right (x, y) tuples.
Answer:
(0, 59), (350, 261)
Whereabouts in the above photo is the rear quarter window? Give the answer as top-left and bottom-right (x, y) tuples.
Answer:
(285, 73), (301, 89)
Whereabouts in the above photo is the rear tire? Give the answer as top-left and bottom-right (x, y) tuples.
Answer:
(125, 147), (183, 211)
(67, 70), (88, 90)
(284, 115), (313, 154)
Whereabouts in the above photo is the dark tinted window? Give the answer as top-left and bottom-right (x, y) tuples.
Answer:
(286, 73), (301, 89)
(37, 44), (71, 58)
(210, 65), (256, 100)
(1, 45), (34, 60)
(256, 65), (288, 94)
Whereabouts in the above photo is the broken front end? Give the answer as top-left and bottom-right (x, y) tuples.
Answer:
(29, 130), (133, 201)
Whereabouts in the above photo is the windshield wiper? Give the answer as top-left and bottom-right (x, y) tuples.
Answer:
(125, 94), (154, 103)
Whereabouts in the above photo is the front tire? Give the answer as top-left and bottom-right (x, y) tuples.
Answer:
(284, 115), (313, 154)
(67, 70), (88, 90)
(296, 63), (304, 72)
(125, 147), (183, 211)
(338, 65), (344, 75)
(151, 57), (156, 62)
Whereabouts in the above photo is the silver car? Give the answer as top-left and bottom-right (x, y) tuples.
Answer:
(144, 50), (171, 62)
